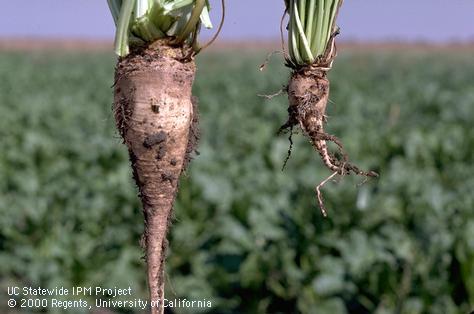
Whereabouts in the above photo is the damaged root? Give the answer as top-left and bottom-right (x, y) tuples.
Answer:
(279, 68), (378, 215)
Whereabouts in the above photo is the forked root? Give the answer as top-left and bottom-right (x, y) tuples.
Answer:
(279, 69), (378, 215)
(312, 131), (378, 178)
(312, 131), (377, 216)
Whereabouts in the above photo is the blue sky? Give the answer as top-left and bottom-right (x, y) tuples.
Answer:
(1, 1), (473, 42)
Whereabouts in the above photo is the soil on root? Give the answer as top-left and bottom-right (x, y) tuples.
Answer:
(279, 69), (378, 216)
(113, 39), (197, 312)
(183, 96), (200, 171)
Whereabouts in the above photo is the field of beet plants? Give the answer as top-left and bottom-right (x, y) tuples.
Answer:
(1, 46), (474, 314)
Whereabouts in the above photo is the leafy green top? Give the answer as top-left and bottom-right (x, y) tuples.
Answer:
(107, 0), (213, 56)
(286, 0), (343, 68)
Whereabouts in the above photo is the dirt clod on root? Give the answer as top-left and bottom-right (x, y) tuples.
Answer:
(143, 131), (167, 149)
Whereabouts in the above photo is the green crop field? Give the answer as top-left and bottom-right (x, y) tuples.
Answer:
(1, 47), (474, 314)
